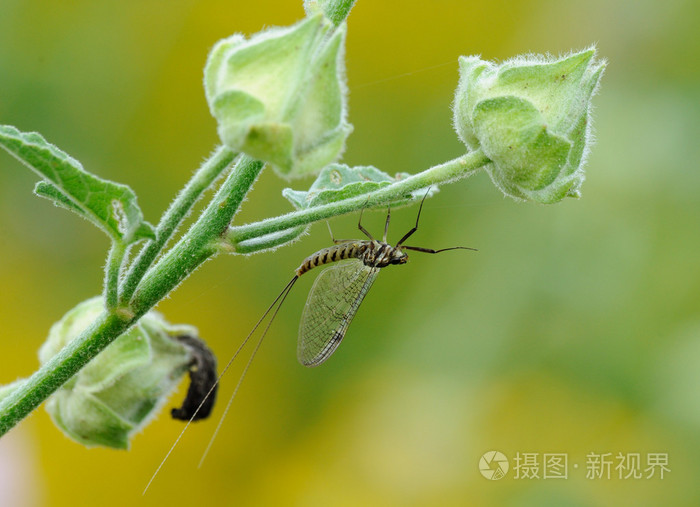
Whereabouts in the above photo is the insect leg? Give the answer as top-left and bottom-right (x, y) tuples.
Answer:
(383, 205), (391, 243)
(396, 188), (431, 247)
(327, 221), (355, 244)
(357, 201), (375, 241)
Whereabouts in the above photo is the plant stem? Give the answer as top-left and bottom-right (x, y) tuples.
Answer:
(226, 149), (490, 249)
(104, 241), (126, 309)
(0, 311), (130, 437)
(120, 146), (237, 304)
(130, 155), (264, 313)
(322, 0), (357, 25)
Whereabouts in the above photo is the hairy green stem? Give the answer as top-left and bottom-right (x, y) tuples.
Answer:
(0, 311), (130, 436)
(120, 146), (237, 304)
(226, 149), (490, 250)
(130, 155), (264, 313)
(104, 241), (126, 309)
(321, 0), (357, 25)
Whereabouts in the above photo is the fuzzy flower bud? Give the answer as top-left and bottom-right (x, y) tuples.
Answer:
(204, 14), (352, 178)
(39, 298), (217, 449)
(453, 48), (605, 204)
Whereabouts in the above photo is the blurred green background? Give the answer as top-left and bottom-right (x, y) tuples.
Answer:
(1, 0), (699, 505)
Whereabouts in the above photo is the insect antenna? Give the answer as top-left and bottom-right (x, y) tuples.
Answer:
(401, 245), (477, 254)
(143, 275), (299, 495)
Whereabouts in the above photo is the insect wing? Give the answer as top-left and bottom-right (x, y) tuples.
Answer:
(298, 260), (379, 367)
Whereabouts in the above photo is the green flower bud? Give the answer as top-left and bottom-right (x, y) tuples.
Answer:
(204, 14), (352, 178)
(453, 48), (605, 204)
(39, 298), (217, 449)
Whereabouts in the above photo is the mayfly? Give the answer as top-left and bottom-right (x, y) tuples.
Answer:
(145, 192), (474, 493)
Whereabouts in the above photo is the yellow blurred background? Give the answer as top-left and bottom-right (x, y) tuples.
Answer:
(1, 0), (699, 505)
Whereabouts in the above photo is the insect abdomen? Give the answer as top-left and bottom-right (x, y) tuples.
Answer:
(296, 242), (367, 276)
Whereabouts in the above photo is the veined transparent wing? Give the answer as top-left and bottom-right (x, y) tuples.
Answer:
(298, 259), (380, 367)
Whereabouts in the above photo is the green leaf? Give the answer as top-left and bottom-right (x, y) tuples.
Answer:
(0, 125), (154, 244)
(282, 163), (438, 210)
(34, 181), (85, 214)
